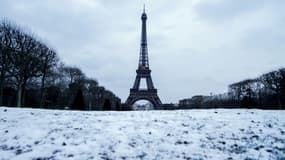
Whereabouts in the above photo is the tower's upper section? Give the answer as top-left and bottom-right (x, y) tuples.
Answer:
(141, 5), (147, 20)
(138, 5), (149, 70)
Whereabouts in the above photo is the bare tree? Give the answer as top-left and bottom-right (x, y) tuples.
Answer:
(0, 21), (10, 105)
(85, 78), (98, 110)
(63, 66), (85, 84)
(0, 20), (19, 106)
(261, 70), (285, 108)
(228, 79), (259, 107)
(229, 82), (243, 101)
(8, 28), (42, 107)
(38, 46), (58, 107)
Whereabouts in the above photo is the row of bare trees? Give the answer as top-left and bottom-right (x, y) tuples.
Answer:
(228, 68), (285, 109)
(179, 68), (285, 109)
(0, 20), (120, 110)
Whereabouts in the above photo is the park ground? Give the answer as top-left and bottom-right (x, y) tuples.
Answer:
(0, 107), (285, 160)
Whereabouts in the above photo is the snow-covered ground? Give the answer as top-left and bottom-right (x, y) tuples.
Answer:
(0, 107), (285, 160)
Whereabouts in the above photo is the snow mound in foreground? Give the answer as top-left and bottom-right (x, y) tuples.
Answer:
(0, 107), (285, 160)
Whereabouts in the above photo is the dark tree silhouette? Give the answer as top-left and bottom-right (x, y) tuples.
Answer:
(116, 102), (120, 111)
(103, 99), (111, 110)
(71, 89), (85, 110)
(39, 47), (58, 108)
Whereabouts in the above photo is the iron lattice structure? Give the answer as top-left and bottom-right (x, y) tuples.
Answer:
(125, 7), (162, 109)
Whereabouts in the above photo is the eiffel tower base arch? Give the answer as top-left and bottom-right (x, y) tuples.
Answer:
(125, 89), (162, 110)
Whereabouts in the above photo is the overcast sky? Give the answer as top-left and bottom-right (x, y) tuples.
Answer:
(1, 0), (285, 103)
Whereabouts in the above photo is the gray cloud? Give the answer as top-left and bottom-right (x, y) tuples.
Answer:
(1, 0), (284, 103)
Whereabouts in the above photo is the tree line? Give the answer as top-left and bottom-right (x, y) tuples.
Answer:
(228, 68), (285, 109)
(179, 68), (285, 109)
(0, 19), (120, 110)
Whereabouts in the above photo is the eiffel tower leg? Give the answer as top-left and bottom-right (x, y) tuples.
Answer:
(132, 75), (141, 89)
(146, 76), (154, 89)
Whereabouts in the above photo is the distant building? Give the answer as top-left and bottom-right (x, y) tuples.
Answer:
(179, 95), (210, 108)
(179, 93), (230, 109)
(159, 103), (179, 110)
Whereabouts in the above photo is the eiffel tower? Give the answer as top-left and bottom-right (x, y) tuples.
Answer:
(125, 6), (162, 109)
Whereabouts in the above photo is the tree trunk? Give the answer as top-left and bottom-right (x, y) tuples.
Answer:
(0, 73), (5, 106)
(277, 93), (282, 109)
(40, 91), (46, 108)
(40, 74), (46, 108)
(17, 85), (22, 107)
(0, 80), (3, 106)
(22, 81), (27, 107)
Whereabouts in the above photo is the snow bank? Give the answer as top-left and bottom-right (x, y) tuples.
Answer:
(0, 107), (284, 160)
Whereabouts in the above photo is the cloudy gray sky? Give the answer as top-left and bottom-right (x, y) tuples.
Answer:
(1, 0), (285, 103)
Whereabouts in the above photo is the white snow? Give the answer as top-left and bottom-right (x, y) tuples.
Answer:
(0, 107), (285, 160)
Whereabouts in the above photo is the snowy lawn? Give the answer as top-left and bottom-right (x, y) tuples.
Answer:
(0, 107), (285, 160)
